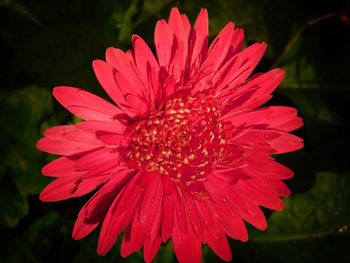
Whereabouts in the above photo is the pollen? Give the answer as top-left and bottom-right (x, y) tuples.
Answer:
(123, 93), (227, 187)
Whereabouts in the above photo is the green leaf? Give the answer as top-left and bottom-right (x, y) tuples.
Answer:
(0, 85), (53, 195)
(250, 172), (350, 263)
(117, 0), (139, 44)
(0, 175), (28, 227)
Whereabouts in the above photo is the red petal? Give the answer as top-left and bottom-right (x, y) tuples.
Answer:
(205, 22), (235, 72)
(36, 137), (101, 156)
(72, 168), (132, 240)
(217, 42), (266, 90)
(42, 156), (83, 177)
(92, 60), (137, 118)
(229, 192), (267, 230)
(154, 20), (174, 71)
(220, 69), (285, 117)
(76, 120), (126, 134)
(188, 9), (208, 72)
(161, 177), (176, 242)
(234, 179), (284, 210)
(244, 153), (294, 179)
(132, 35), (160, 103)
(53, 86), (123, 121)
(106, 48), (150, 112)
(172, 222), (202, 263)
(143, 235), (162, 263)
(39, 172), (109, 202)
(139, 173), (163, 223)
(97, 171), (146, 255)
(231, 106), (303, 132)
(99, 133), (127, 146)
(74, 147), (120, 171)
(206, 232), (232, 261)
(168, 7), (191, 84)
(221, 27), (244, 65)
(183, 193), (206, 243)
(268, 132), (304, 154)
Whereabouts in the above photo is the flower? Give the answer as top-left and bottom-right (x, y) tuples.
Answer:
(37, 7), (303, 263)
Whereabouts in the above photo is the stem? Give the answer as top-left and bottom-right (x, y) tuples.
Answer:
(272, 11), (345, 68)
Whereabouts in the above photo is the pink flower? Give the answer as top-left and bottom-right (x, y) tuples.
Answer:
(37, 7), (303, 263)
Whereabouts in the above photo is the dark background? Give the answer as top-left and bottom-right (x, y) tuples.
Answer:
(0, 0), (349, 262)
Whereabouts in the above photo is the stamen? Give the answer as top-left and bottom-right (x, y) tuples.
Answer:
(123, 93), (227, 188)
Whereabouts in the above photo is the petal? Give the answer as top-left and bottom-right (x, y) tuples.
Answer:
(206, 232), (232, 262)
(143, 235), (162, 263)
(204, 22), (235, 72)
(114, 71), (149, 113)
(220, 69), (285, 117)
(168, 8), (191, 84)
(172, 222), (202, 263)
(216, 42), (267, 91)
(99, 133), (128, 146)
(188, 9), (208, 73)
(36, 137), (101, 156)
(268, 132), (304, 154)
(233, 129), (303, 154)
(139, 173), (163, 223)
(243, 154), (295, 179)
(39, 172), (110, 202)
(132, 35), (159, 78)
(231, 106), (303, 132)
(121, 222), (145, 258)
(132, 35), (160, 104)
(42, 156), (83, 177)
(92, 60), (137, 118)
(97, 170), (148, 255)
(154, 19), (174, 71)
(206, 177), (248, 241)
(74, 147), (121, 171)
(161, 177), (176, 242)
(234, 179), (284, 210)
(53, 86), (123, 121)
(105, 47), (150, 111)
(76, 120), (127, 134)
(221, 27), (244, 65)
(225, 187), (267, 230)
(182, 192), (206, 243)
(72, 168), (132, 240)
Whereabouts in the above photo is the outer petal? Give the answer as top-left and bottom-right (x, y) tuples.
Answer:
(231, 106), (303, 132)
(204, 22), (235, 72)
(53, 86), (124, 121)
(220, 69), (286, 117)
(105, 47), (150, 113)
(216, 42), (267, 91)
(168, 7), (191, 85)
(92, 60), (139, 118)
(206, 232), (232, 262)
(97, 170), (149, 255)
(74, 147), (121, 171)
(42, 156), (83, 177)
(72, 168), (132, 240)
(188, 9), (208, 73)
(172, 221), (202, 263)
(39, 171), (110, 202)
(36, 137), (101, 156)
(132, 35), (160, 104)
(154, 19), (174, 71)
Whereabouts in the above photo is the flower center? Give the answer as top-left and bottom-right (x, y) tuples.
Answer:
(123, 93), (227, 186)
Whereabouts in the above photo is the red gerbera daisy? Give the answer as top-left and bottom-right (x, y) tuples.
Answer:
(37, 7), (303, 263)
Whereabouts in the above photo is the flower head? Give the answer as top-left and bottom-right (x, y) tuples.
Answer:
(37, 7), (303, 263)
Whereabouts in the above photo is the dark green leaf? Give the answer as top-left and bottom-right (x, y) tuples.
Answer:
(250, 172), (350, 263)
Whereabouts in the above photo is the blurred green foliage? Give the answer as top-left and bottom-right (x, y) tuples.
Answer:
(0, 0), (349, 262)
